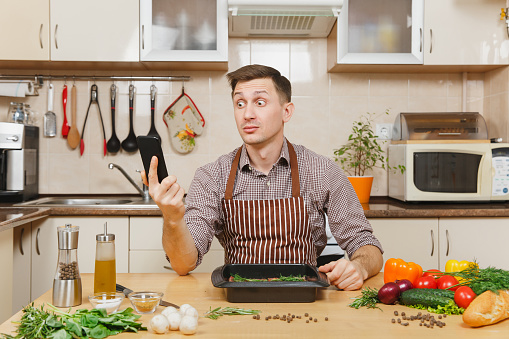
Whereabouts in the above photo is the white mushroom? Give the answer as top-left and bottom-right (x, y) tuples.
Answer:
(179, 304), (193, 316)
(179, 315), (198, 335)
(166, 311), (182, 331)
(162, 306), (179, 319)
(183, 306), (199, 319)
(148, 314), (169, 334)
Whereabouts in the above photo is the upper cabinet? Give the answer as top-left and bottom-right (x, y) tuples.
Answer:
(333, 0), (423, 65)
(424, 0), (509, 65)
(50, 0), (139, 62)
(0, 0), (50, 61)
(328, 0), (509, 72)
(140, 0), (228, 63)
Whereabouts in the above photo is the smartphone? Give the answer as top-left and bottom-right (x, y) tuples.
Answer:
(137, 136), (168, 183)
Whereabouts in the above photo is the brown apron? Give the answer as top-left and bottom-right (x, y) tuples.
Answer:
(221, 142), (316, 265)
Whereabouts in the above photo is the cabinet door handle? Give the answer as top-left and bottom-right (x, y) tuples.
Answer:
(54, 24), (59, 49)
(142, 25), (145, 50)
(39, 24), (44, 49)
(429, 29), (433, 54)
(35, 227), (41, 255)
(430, 229), (434, 256)
(419, 28), (422, 53)
(446, 229), (450, 256)
(19, 227), (25, 256)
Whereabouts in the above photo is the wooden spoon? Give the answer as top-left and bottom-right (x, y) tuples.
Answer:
(67, 85), (80, 149)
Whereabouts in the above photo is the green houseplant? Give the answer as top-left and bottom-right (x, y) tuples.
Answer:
(333, 110), (404, 204)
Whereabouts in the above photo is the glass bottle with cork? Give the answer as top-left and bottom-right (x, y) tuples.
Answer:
(94, 222), (116, 293)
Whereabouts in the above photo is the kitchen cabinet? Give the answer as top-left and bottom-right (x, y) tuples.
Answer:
(329, 0), (424, 65)
(0, 0), (50, 61)
(140, 0), (228, 64)
(129, 216), (225, 273)
(424, 0), (509, 65)
(12, 224), (31, 315)
(50, 0), (139, 62)
(438, 217), (509, 271)
(0, 228), (13, 324)
(369, 218), (439, 270)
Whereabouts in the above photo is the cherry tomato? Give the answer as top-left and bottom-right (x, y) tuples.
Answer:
(437, 275), (460, 291)
(454, 286), (476, 309)
(415, 276), (438, 289)
(422, 269), (442, 279)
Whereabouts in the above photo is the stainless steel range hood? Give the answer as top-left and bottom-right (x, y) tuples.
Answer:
(228, 0), (343, 38)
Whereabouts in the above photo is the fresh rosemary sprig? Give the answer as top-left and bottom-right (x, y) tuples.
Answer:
(204, 307), (261, 320)
(348, 287), (382, 311)
(231, 273), (305, 282)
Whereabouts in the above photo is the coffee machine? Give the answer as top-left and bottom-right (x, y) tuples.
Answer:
(0, 122), (39, 202)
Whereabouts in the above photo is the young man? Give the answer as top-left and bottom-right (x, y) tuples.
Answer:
(144, 64), (383, 291)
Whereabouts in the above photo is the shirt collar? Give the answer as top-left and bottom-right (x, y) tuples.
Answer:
(239, 138), (290, 171)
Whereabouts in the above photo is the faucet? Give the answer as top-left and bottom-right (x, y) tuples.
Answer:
(108, 163), (150, 201)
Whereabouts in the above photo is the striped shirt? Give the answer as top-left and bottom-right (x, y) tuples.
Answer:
(184, 139), (383, 267)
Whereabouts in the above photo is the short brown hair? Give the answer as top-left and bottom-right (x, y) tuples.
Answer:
(226, 64), (291, 104)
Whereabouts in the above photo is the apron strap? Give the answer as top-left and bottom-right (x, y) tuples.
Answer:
(224, 140), (300, 199)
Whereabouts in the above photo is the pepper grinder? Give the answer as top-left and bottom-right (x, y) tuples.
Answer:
(52, 224), (82, 307)
(94, 222), (116, 293)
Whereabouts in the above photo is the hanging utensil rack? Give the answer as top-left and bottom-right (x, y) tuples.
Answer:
(0, 74), (191, 94)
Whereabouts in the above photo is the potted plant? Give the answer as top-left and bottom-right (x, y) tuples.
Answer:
(333, 109), (404, 204)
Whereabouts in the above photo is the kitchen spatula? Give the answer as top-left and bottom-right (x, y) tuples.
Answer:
(44, 84), (56, 137)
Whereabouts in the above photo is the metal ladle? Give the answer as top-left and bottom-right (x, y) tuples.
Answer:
(106, 84), (120, 153)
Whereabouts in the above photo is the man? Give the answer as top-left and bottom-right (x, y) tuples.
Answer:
(144, 64), (383, 291)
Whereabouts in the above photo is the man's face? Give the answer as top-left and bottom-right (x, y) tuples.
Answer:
(232, 78), (293, 147)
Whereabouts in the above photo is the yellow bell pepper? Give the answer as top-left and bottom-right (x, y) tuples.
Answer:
(445, 260), (478, 273)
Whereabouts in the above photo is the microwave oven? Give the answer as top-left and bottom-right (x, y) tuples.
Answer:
(388, 143), (509, 202)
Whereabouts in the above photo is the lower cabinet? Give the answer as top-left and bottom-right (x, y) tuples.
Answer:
(0, 228), (14, 324)
(438, 217), (509, 271)
(129, 216), (225, 273)
(368, 218), (439, 270)
(369, 217), (509, 271)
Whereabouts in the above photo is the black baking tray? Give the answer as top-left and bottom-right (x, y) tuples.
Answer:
(211, 264), (330, 303)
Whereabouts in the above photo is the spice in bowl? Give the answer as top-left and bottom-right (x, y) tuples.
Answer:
(128, 291), (163, 314)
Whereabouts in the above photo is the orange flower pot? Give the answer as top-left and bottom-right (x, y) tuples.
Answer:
(347, 176), (373, 204)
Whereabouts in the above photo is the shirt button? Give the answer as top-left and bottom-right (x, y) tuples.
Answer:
(267, 181), (270, 187)
(249, 166), (252, 171)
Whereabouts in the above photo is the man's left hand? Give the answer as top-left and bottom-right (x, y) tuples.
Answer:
(318, 259), (367, 291)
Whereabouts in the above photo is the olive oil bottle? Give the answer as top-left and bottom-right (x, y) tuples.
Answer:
(94, 223), (116, 293)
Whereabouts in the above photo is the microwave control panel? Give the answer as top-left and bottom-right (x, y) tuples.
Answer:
(492, 147), (509, 196)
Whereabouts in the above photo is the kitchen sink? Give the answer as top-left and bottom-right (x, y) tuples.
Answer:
(16, 196), (158, 208)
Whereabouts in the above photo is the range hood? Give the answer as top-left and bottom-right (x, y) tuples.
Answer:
(228, 0), (343, 38)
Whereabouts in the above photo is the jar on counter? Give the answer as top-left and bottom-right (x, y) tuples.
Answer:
(7, 102), (25, 124)
(94, 223), (116, 293)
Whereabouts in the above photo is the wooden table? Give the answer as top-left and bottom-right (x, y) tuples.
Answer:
(1, 273), (508, 338)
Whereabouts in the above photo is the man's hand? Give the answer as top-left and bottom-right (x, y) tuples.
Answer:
(141, 156), (185, 222)
(318, 259), (366, 291)
(318, 245), (383, 291)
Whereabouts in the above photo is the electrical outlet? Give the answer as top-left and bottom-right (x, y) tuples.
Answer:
(376, 123), (393, 140)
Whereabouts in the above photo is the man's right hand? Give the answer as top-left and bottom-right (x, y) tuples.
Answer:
(142, 156), (186, 222)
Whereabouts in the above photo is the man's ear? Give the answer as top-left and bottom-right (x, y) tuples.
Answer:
(283, 102), (295, 123)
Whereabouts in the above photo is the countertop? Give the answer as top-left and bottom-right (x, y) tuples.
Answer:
(0, 273), (507, 338)
(1, 196), (509, 233)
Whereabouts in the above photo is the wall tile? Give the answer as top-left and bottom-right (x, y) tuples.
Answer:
(409, 74), (448, 97)
(330, 73), (369, 97)
(290, 39), (328, 97)
(370, 74), (408, 97)
(250, 40), (290, 78)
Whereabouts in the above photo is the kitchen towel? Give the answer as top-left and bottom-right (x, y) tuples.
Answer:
(0, 80), (37, 97)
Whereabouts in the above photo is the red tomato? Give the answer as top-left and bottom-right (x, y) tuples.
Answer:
(454, 286), (476, 309)
(436, 275), (460, 291)
(415, 276), (438, 289)
(422, 269), (442, 279)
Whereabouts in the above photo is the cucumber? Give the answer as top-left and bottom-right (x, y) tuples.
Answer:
(399, 289), (455, 308)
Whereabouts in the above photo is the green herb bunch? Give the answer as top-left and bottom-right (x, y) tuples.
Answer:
(333, 109), (405, 176)
(231, 273), (305, 282)
(204, 307), (260, 320)
(1, 303), (145, 339)
(348, 287), (381, 310)
(447, 266), (509, 295)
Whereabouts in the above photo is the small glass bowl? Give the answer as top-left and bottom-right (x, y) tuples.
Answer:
(127, 291), (163, 314)
(88, 292), (124, 314)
